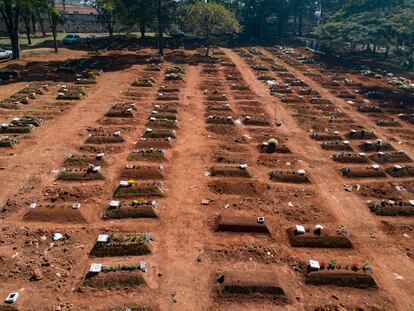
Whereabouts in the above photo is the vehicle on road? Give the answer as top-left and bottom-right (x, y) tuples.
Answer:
(0, 47), (12, 59)
(62, 34), (81, 45)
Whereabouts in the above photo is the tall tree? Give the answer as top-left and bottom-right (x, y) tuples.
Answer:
(0, 0), (22, 59)
(185, 1), (241, 56)
(94, 0), (121, 38)
(45, 0), (65, 52)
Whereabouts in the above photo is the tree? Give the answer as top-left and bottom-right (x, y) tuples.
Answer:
(119, 0), (156, 38)
(0, 0), (23, 59)
(185, 2), (241, 56)
(21, 0), (33, 45)
(94, 0), (122, 38)
(155, 0), (179, 55)
(45, 0), (65, 53)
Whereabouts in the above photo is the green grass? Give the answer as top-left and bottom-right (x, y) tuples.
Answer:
(0, 33), (67, 50)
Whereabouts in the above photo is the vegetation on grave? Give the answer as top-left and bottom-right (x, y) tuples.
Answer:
(90, 233), (151, 257)
(82, 262), (146, 289)
(105, 205), (157, 219)
(114, 181), (164, 197)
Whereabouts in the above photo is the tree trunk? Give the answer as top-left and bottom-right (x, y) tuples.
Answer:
(157, 0), (163, 55)
(24, 17), (32, 45)
(1, 3), (21, 59)
(11, 32), (21, 59)
(35, 6), (46, 38)
(45, 0), (58, 53)
(205, 32), (210, 57)
(298, 14), (303, 36)
(31, 13), (37, 33)
(52, 27), (58, 52)
(139, 21), (146, 38)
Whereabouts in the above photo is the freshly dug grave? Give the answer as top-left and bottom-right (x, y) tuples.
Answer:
(105, 108), (134, 118)
(23, 205), (87, 223)
(135, 138), (172, 149)
(156, 93), (179, 101)
(0, 136), (18, 147)
(82, 269), (145, 289)
(57, 167), (104, 181)
(287, 228), (353, 248)
(64, 154), (105, 167)
(206, 115), (234, 125)
(332, 153), (368, 163)
(359, 141), (395, 152)
(142, 129), (176, 139)
(212, 151), (251, 164)
(149, 111), (178, 121)
(310, 132), (342, 141)
(242, 115), (271, 126)
(86, 133), (125, 144)
(376, 119), (401, 127)
(90, 233), (151, 257)
(257, 142), (291, 154)
(153, 103), (179, 114)
(208, 180), (267, 196)
(369, 151), (412, 163)
(147, 118), (178, 129)
(321, 141), (353, 151)
(127, 149), (166, 162)
(80, 144), (124, 155)
(206, 102), (232, 112)
(341, 167), (386, 178)
(269, 170), (310, 183)
(210, 166), (251, 178)
(215, 214), (270, 234)
(347, 130), (377, 140)
(0, 125), (33, 134)
(104, 200), (157, 219)
(385, 165), (414, 177)
(304, 271), (377, 289)
(207, 94), (228, 101)
(114, 181), (164, 197)
(216, 270), (287, 300)
(121, 164), (164, 179)
(206, 124), (240, 136)
(368, 200), (414, 216)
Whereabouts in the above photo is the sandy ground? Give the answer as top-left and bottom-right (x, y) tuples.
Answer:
(0, 46), (412, 311)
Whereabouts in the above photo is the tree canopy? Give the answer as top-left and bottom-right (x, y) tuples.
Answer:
(185, 2), (241, 55)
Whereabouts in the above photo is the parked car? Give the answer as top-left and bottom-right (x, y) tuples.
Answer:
(62, 34), (81, 45)
(170, 29), (185, 38)
(0, 47), (12, 59)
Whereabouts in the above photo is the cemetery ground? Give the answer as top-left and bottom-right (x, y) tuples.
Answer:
(0, 43), (413, 311)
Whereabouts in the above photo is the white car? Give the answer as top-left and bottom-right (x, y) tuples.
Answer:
(0, 48), (12, 59)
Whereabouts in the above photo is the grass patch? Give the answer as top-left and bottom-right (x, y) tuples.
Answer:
(90, 233), (151, 257)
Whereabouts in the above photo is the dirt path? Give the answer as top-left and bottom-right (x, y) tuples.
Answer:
(156, 65), (211, 310)
(223, 48), (414, 311)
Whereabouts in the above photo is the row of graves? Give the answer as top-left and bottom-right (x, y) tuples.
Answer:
(2, 57), (170, 309)
(81, 62), (185, 304)
(271, 46), (414, 149)
(0, 82), (87, 149)
(79, 61), (180, 298)
(261, 47), (414, 218)
(56, 57), (107, 85)
(198, 49), (373, 309)
(224, 47), (393, 310)
(0, 56), (106, 150)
